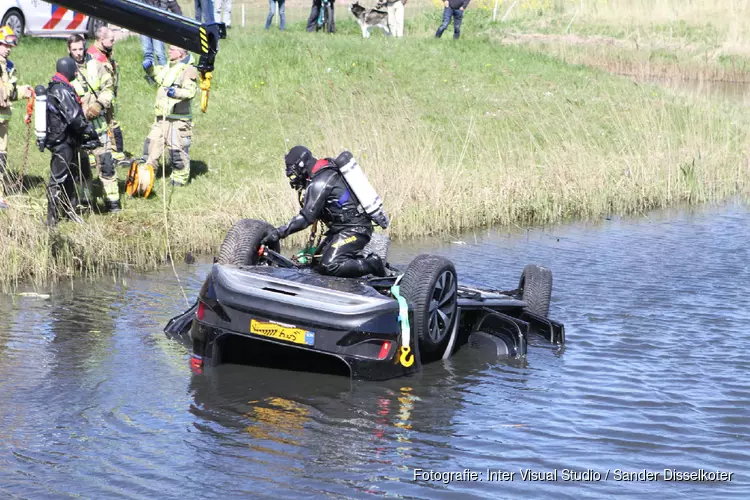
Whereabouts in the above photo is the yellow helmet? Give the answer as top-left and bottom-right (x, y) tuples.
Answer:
(0, 26), (18, 47)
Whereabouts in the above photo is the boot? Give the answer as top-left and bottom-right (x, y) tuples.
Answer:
(107, 198), (122, 213)
(112, 125), (124, 155)
(46, 185), (62, 226)
(363, 254), (387, 277)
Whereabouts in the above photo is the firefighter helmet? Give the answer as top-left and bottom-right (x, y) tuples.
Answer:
(0, 26), (18, 47)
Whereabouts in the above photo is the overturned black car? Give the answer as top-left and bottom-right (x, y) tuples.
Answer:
(165, 219), (565, 380)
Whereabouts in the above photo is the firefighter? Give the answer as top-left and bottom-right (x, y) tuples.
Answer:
(66, 34), (94, 210)
(84, 26), (121, 212)
(44, 57), (101, 226)
(0, 25), (32, 210)
(142, 45), (198, 187)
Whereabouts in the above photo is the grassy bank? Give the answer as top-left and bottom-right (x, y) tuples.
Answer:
(1, 13), (748, 290)
(484, 0), (750, 81)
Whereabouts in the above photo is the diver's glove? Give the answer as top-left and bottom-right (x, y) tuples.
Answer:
(261, 228), (281, 247)
(81, 136), (102, 151)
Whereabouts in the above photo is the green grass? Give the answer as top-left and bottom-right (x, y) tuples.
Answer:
(1, 12), (748, 290)
(485, 0), (750, 82)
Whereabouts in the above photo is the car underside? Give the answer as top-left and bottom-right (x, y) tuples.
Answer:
(165, 219), (565, 381)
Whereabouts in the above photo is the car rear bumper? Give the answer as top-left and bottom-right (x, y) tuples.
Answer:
(191, 264), (419, 380)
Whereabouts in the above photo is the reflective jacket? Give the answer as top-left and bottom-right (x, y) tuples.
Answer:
(152, 61), (198, 119)
(71, 61), (106, 133)
(84, 44), (115, 128)
(45, 74), (98, 148)
(0, 55), (19, 121)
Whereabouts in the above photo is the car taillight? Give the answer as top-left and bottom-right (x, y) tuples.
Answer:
(197, 301), (206, 321)
(377, 341), (391, 360)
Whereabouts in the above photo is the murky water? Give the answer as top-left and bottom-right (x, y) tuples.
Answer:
(1, 202), (749, 498)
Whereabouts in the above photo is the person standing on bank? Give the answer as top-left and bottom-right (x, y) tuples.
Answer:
(306, 0), (335, 33)
(142, 45), (198, 187)
(0, 26), (32, 210)
(215, 0), (232, 29)
(265, 0), (286, 31)
(378, 0), (406, 38)
(44, 57), (101, 226)
(141, 1), (183, 75)
(85, 26), (122, 212)
(435, 0), (469, 40)
(194, 0), (215, 23)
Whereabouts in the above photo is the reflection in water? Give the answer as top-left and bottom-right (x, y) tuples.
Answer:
(1, 203), (749, 498)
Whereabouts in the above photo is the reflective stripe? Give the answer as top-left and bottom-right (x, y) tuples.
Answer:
(155, 63), (186, 88)
(72, 78), (86, 97)
(86, 60), (101, 91)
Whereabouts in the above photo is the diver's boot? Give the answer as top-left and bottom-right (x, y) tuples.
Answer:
(63, 192), (84, 223)
(363, 254), (387, 277)
(46, 185), (62, 227)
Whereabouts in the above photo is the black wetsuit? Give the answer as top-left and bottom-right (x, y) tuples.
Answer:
(45, 74), (99, 224)
(278, 157), (382, 278)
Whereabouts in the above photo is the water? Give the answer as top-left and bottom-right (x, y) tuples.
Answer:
(1, 203), (749, 498)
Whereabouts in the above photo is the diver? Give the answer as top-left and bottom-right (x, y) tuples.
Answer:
(261, 145), (388, 278)
(44, 57), (101, 225)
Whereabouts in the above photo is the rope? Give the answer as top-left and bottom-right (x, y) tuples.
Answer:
(159, 107), (188, 306)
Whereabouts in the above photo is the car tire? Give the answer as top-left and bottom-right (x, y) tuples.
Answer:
(87, 17), (106, 39)
(518, 264), (552, 317)
(218, 219), (279, 266)
(400, 254), (458, 358)
(2, 10), (24, 37)
(362, 232), (389, 262)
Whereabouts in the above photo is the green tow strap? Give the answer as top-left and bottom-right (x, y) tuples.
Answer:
(390, 283), (414, 367)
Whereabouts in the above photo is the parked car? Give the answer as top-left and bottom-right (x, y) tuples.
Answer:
(0, 0), (104, 38)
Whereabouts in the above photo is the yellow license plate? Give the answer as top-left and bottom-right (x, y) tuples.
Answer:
(250, 319), (315, 346)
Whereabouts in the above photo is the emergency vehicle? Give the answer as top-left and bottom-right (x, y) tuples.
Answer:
(0, 0), (104, 38)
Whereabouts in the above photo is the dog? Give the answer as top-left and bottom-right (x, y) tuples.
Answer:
(349, 2), (391, 38)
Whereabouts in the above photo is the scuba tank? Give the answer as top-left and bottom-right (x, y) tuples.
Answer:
(34, 85), (47, 152)
(334, 151), (389, 229)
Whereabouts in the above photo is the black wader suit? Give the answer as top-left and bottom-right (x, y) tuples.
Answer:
(45, 73), (99, 225)
(278, 158), (383, 278)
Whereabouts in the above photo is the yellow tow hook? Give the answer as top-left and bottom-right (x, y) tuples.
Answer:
(399, 346), (414, 367)
(200, 71), (213, 113)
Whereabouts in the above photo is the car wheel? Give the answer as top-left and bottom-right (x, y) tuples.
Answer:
(400, 254), (458, 358)
(518, 264), (552, 317)
(218, 219), (279, 266)
(2, 10), (24, 37)
(87, 17), (106, 39)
